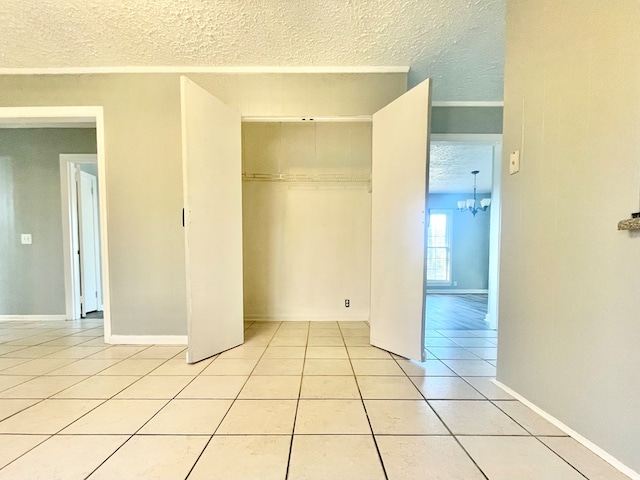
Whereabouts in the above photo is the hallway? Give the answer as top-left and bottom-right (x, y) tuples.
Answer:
(0, 319), (629, 479)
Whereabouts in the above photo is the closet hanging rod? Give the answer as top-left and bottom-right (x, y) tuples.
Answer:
(241, 115), (372, 123)
(242, 172), (371, 183)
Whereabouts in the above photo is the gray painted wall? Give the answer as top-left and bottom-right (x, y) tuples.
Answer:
(0, 72), (406, 335)
(0, 128), (97, 315)
(500, 0), (640, 473)
(427, 193), (491, 291)
(431, 106), (503, 134)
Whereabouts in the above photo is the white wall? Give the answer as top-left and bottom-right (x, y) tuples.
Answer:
(499, 0), (640, 473)
(243, 183), (371, 320)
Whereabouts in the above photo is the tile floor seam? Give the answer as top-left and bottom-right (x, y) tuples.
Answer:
(0, 432), (51, 474)
(284, 321), (309, 480)
(389, 340), (492, 480)
(80, 433), (136, 480)
(532, 434), (592, 480)
(341, 322), (390, 480)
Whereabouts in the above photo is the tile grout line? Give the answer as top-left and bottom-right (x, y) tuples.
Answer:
(389, 340), (491, 480)
(341, 322), (390, 480)
(184, 322), (280, 479)
(283, 322), (310, 480)
(426, 329), (582, 479)
(83, 323), (273, 480)
(0, 335), (180, 477)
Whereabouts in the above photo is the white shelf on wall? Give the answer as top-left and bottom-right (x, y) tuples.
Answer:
(242, 172), (371, 183)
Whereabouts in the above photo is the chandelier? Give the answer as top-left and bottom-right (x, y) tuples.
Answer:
(457, 170), (491, 216)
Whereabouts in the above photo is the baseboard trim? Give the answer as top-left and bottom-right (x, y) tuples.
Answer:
(107, 335), (187, 345)
(492, 379), (640, 480)
(245, 316), (368, 322)
(427, 289), (488, 294)
(0, 315), (67, 321)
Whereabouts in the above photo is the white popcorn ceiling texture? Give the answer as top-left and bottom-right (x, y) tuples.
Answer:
(0, 0), (505, 101)
(429, 144), (494, 194)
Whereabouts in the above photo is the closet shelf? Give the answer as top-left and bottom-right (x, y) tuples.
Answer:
(242, 172), (371, 183)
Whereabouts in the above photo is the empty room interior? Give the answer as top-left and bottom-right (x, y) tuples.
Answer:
(0, 1), (639, 479)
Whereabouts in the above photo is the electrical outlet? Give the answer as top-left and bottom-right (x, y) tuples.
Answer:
(345, 299), (350, 308)
(21, 234), (32, 245)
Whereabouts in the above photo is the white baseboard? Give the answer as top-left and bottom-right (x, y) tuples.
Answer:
(492, 379), (640, 480)
(107, 335), (187, 345)
(0, 315), (68, 321)
(244, 316), (369, 322)
(427, 289), (488, 294)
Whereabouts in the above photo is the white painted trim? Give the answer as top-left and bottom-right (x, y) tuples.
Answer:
(242, 115), (372, 123)
(0, 106), (101, 124)
(108, 335), (188, 345)
(0, 315), (67, 321)
(95, 110), (112, 342)
(427, 289), (488, 294)
(492, 380), (640, 480)
(0, 106), (112, 343)
(431, 101), (504, 107)
(0, 66), (410, 75)
(244, 316), (369, 322)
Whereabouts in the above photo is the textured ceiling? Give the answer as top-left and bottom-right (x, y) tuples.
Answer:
(429, 143), (494, 193)
(0, 0), (505, 101)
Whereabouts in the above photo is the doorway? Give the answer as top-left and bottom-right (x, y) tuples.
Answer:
(425, 134), (502, 365)
(60, 154), (103, 319)
(0, 106), (112, 340)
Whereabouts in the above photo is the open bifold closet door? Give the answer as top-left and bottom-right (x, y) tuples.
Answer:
(180, 76), (244, 364)
(370, 78), (431, 362)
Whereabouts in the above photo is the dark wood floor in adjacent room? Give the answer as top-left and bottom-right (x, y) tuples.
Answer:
(426, 294), (490, 330)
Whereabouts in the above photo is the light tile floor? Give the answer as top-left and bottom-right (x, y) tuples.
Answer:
(0, 319), (631, 479)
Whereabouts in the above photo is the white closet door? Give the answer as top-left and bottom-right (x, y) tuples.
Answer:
(370, 79), (431, 362)
(78, 170), (100, 314)
(181, 76), (244, 364)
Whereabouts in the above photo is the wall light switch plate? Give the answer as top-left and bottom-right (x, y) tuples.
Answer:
(509, 150), (521, 175)
(21, 234), (32, 245)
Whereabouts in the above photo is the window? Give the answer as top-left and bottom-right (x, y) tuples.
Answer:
(426, 209), (452, 285)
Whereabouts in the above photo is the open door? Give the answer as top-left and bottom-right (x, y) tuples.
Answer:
(181, 76), (244, 364)
(370, 79), (431, 362)
(77, 169), (101, 315)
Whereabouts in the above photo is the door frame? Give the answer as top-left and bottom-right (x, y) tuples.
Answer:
(60, 154), (102, 319)
(0, 106), (112, 341)
(430, 133), (502, 330)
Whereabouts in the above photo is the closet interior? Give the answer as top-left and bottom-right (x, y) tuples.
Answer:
(241, 118), (373, 322)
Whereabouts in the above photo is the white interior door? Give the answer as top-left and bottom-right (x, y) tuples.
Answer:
(370, 78), (431, 362)
(78, 170), (100, 314)
(181, 76), (244, 364)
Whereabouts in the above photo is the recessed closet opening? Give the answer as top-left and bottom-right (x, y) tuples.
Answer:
(240, 119), (373, 323)
(180, 76), (430, 363)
